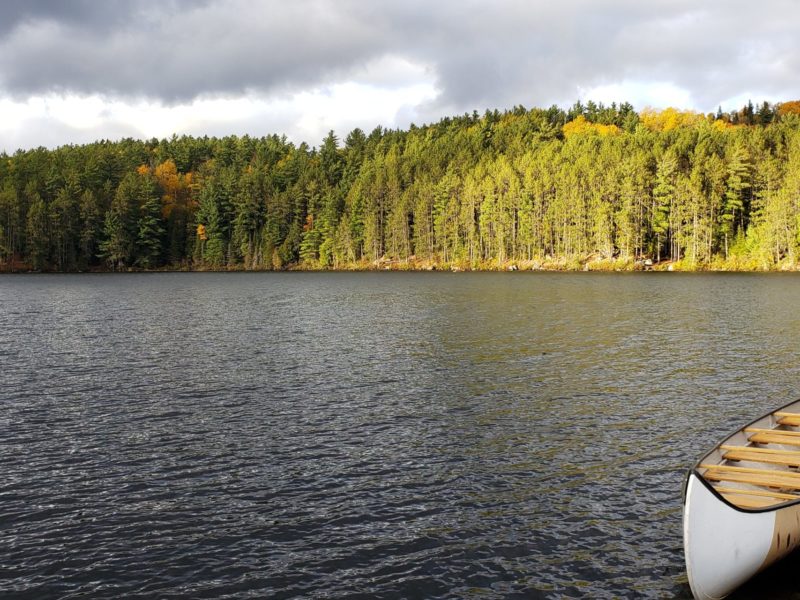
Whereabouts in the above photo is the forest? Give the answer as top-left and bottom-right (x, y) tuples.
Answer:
(2, 99), (800, 272)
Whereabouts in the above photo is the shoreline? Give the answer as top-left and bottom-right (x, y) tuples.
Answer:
(3, 257), (800, 274)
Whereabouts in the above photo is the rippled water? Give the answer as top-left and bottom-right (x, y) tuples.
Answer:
(3, 272), (800, 599)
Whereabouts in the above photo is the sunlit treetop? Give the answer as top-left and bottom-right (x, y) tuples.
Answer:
(639, 107), (706, 132)
(778, 101), (800, 117)
(562, 115), (621, 138)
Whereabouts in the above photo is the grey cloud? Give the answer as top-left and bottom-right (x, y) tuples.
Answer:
(1, 0), (799, 114)
(0, 0), (390, 102)
(0, 0), (208, 33)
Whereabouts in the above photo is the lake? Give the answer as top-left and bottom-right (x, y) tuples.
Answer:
(2, 272), (800, 599)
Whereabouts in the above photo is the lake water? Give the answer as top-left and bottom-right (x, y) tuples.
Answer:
(3, 272), (800, 599)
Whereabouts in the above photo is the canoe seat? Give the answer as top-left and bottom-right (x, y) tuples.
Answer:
(700, 464), (800, 490)
(775, 411), (800, 427)
(745, 427), (800, 437)
(698, 414), (800, 509)
(746, 432), (800, 448)
(721, 445), (800, 467)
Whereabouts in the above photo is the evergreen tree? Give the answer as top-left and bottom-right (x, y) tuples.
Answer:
(722, 139), (751, 257)
(196, 182), (226, 266)
(49, 182), (79, 270)
(320, 131), (343, 187)
(100, 173), (139, 269)
(25, 195), (49, 270)
(136, 176), (165, 268)
(2, 100), (800, 272)
(0, 183), (20, 265)
(78, 190), (101, 268)
(652, 151), (678, 262)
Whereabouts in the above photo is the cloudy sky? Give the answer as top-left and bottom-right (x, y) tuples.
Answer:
(1, 0), (799, 152)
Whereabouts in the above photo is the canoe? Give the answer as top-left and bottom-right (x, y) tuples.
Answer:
(683, 400), (800, 599)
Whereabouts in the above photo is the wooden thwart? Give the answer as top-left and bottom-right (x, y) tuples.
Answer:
(774, 412), (800, 426)
(747, 433), (800, 447)
(700, 464), (800, 477)
(721, 445), (800, 456)
(701, 464), (800, 490)
(721, 446), (800, 467)
(700, 413), (800, 508)
(745, 427), (800, 437)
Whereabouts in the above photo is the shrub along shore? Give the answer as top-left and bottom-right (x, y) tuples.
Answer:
(4, 255), (798, 273)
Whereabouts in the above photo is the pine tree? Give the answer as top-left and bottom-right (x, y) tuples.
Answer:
(49, 183), (79, 270)
(100, 173), (138, 269)
(78, 190), (101, 268)
(721, 140), (751, 257)
(0, 183), (19, 265)
(99, 210), (126, 270)
(652, 151), (678, 262)
(136, 177), (165, 268)
(196, 183), (225, 266)
(26, 195), (49, 270)
(320, 131), (343, 187)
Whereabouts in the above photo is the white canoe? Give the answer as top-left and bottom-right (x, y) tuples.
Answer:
(683, 400), (800, 599)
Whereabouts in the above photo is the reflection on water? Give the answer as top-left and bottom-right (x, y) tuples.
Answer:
(2, 272), (800, 598)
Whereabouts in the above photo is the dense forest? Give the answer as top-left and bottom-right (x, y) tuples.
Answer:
(3, 99), (800, 272)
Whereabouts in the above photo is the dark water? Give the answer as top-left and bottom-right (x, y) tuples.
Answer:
(3, 272), (800, 599)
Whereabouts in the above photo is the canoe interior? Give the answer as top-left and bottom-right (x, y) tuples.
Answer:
(697, 400), (800, 510)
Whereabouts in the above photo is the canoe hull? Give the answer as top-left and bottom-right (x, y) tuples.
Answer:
(683, 472), (800, 599)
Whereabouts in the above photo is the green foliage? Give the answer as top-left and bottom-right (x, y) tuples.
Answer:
(721, 139), (751, 256)
(136, 176), (165, 268)
(25, 194), (48, 270)
(78, 190), (102, 269)
(100, 172), (139, 269)
(0, 183), (19, 263)
(4, 100), (800, 271)
(652, 150), (678, 261)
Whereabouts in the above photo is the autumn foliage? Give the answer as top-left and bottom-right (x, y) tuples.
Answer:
(153, 159), (195, 218)
(4, 98), (800, 273)
(778, 101), (800, 117)
(639, 107), (705, 132)
(562, 115), (621, 137)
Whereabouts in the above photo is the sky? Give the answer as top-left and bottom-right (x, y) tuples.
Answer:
(1, 0), (799, 152)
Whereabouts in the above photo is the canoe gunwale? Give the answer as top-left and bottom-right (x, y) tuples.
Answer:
(683, 397), (800, 514)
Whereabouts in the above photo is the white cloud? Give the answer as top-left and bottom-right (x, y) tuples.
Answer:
(578, 81), (694, 111)
(0, 70), (438, 152)
(2, 1), (800, 150)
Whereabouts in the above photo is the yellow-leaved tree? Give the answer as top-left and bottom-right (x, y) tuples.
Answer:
(640, 107), (704, 131)
(562, 115), (621, 138)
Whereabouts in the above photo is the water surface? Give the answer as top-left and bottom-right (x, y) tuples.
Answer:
(3, 272), (800, 598)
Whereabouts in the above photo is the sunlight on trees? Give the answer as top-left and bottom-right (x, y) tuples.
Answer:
(2, 100), (800, 272)
(640, 107), (705, 132)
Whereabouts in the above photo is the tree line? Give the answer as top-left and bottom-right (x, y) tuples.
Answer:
(2, 100), (800, 272)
